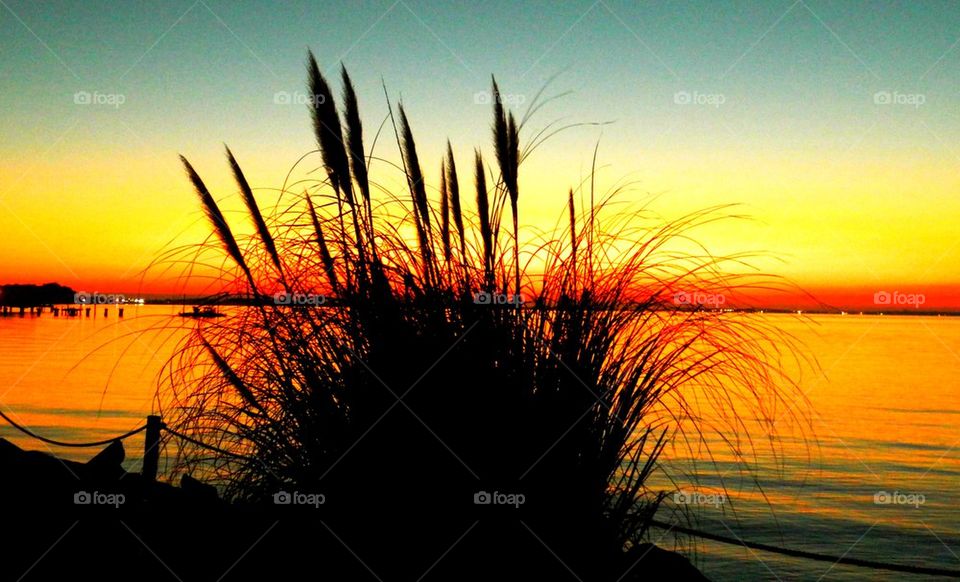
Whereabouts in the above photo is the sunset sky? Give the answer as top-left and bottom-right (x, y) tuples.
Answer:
(2, 1), (959, 309)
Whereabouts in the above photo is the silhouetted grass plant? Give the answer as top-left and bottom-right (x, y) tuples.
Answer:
(158, 52), (806, 578)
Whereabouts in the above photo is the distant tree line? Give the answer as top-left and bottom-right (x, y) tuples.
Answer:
(0, 283), (76, 306)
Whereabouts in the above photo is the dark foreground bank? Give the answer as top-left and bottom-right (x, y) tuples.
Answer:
(0, 438), (708, 581)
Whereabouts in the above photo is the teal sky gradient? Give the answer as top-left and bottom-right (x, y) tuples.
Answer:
(4, 1), (959, 159)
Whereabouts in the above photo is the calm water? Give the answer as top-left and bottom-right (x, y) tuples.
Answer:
(655, 314), (960, 581)
(0, 308), (957, 579)
(0, 305), (188, 466)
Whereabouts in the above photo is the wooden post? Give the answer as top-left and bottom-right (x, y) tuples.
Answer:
(143, 415), (162, 482)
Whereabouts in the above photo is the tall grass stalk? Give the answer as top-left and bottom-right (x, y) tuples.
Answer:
(159, 52), (807, 578)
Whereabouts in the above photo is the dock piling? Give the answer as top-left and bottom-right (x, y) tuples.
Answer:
(143, 415), (162, 482)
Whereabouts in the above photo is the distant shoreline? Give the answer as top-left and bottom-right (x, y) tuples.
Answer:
(16, 301), (960, 317)
(3, 284), (958, 316)
(140, 298), (960, 316)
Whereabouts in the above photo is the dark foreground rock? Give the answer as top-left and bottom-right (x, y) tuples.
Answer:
(0, 438), (710, 581)
(0, 437), (224, 510)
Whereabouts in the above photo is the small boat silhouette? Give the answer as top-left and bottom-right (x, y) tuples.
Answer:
(178, 306), (225, 318)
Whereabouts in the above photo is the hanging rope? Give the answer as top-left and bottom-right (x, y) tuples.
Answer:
(650, 519), (960, 578)
(161, 425), (249, 459)
(0, 408), (146, 448)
